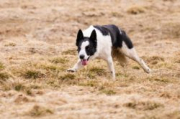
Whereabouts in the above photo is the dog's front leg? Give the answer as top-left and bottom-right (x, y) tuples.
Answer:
(67, 59), (83, 72)
(106, 57), (116, 80)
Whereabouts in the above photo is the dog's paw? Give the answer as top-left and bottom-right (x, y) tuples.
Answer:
(67, 68), (76, 72)
(145, 68), (152, 73)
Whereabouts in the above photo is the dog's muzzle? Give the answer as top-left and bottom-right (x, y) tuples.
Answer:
(81, 57), (90, 66)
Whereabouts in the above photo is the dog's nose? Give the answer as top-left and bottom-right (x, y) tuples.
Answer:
(80, 55), (85, 59)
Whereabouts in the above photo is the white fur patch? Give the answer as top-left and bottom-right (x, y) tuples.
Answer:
(83, 25), (94, 37)
(79, 41), (89, 59)
(81, 41), (89, 49)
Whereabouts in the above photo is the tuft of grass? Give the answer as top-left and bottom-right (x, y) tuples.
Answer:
(4, 42), (16, 47)
(26, 89), (33, 95)
(62, 49), (76, 55)
(59, 74), (75, 80)
(156, 62), (175, 69)
(150, 56), (164, 61)
(86, 73), (96, 79)
(124, 100), (164, 110)
(1, 81), (28, 91)
(127, 6), (146, 15)
(111, 12), (123, 17)
(148, 77), (170, 83)
(39, 63), (65, 72)
(14, 83), (26, 91)
(50, 57), (69, 64)
(0, 62), (4, 70)
(89, 67), (105, 76)
(42, 65), (60, 71)
(29, 84), (41, 89)
(27, 105), (53, 117)
(143, 56), (165, 67)
(164, 110), (180, 119)
(162, 22), (180, 39)
(132, 66), (140, 70)
(145, 56), (164, 63)
(174, 59), (180, 63)
(79, 80), (98, 87)
(23, 70), (45, 79)
(100, 89), (116, 95)
(0, 72), (9, 81)
(14, 94), (30, 103)
(154, 78), (169, 83)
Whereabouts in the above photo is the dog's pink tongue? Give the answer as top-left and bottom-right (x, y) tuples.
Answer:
(82, 60), (88, 65)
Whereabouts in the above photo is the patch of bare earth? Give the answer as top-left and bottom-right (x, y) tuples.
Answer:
(0, 0), (180, 119)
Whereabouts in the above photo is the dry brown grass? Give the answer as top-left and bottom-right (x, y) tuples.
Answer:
(0, 0), (180, 119)
(127, 5), (146, 15)
(124, 100), (164, 110)
(26, 105), (54, 117)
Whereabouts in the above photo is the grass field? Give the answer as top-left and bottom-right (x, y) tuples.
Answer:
(0, 0), (180, 118)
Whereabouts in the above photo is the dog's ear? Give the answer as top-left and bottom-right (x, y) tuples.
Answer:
(90, 30), (97, 45)
(76, 29), (84, 46)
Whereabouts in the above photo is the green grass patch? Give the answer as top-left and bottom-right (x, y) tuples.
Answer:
(14, 83), (26, 91)
(59, 74), (75, 80)
(23, 70), (45, 79)
(132, 66), (140, 70)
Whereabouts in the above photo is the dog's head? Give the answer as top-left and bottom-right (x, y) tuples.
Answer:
(76, 29), (97, 65)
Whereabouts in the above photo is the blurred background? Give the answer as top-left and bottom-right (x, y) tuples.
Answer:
(0, 0), (180, 118)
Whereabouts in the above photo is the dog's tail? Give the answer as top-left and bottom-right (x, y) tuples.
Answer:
(112, 48), (127, 67)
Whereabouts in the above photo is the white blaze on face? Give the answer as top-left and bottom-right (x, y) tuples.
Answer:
(79, 41), (89, 59)
(79, 41), (89, 65)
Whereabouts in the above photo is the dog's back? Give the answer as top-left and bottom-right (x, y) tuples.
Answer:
(94, 24), (133, 49)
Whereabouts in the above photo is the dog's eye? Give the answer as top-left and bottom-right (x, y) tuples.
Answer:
(86, 46), (90, 51)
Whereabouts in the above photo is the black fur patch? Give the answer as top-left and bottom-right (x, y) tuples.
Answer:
(76, 29), (84, 46)
(94, 25), (109, 36)
(120, 30), (133, 49)
(94, 24), (133, 49)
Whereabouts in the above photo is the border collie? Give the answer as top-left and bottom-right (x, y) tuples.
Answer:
(67, 24), (151, 80)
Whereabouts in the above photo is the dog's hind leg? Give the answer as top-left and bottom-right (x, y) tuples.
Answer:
(67, 59), (83, 72)
(119, 43), (151, 73)
(112, 48), (127, 67)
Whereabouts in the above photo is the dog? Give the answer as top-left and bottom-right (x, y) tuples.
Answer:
(67, 24), (151, 80)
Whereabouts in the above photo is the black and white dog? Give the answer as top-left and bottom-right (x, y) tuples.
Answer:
(68, 25), (151, 80)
